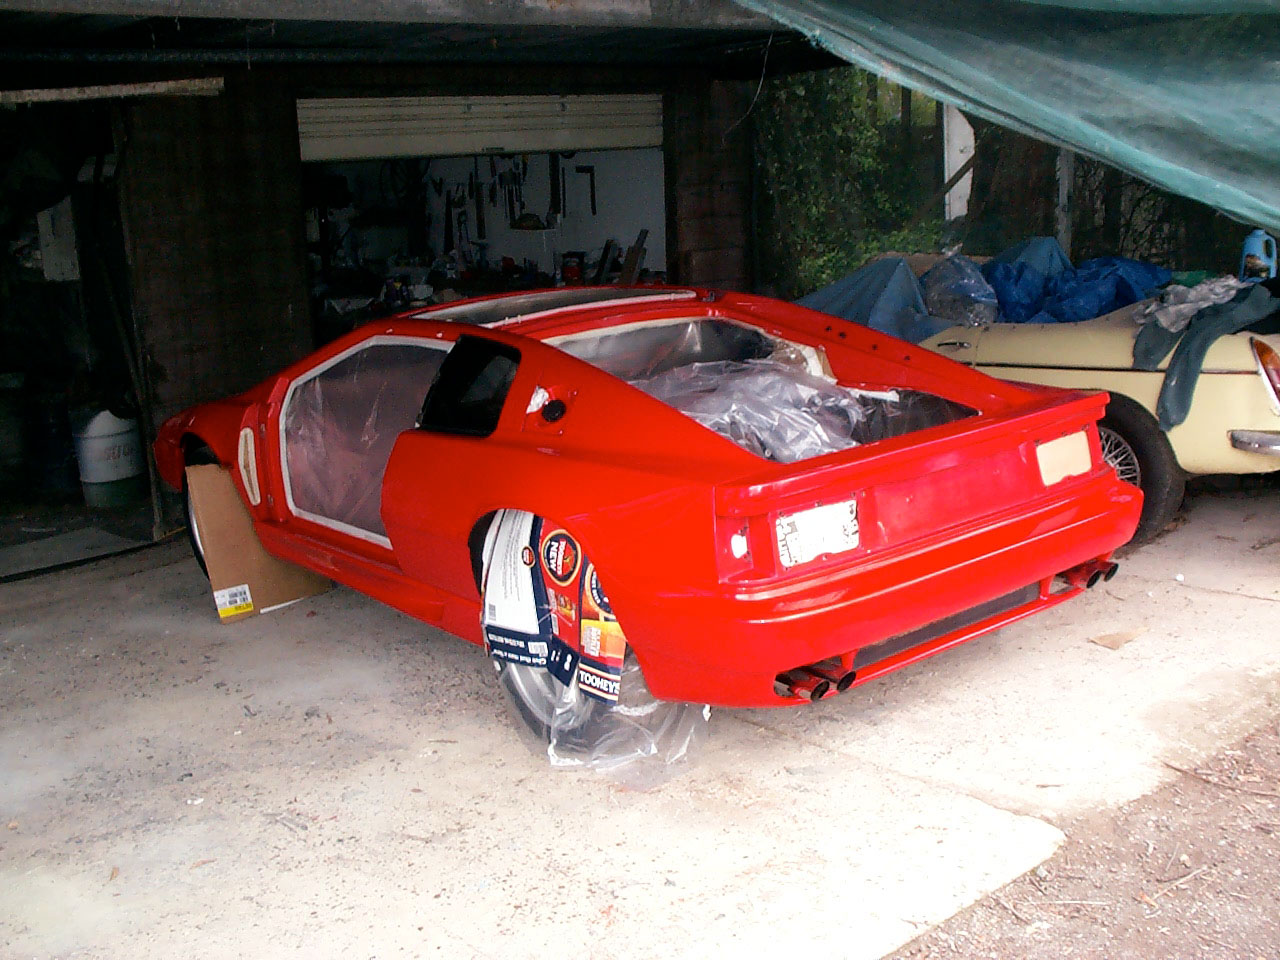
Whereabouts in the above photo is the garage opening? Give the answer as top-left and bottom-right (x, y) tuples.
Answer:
(296, 95), (668, 345)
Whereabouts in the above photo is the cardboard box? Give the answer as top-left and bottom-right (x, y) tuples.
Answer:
(186, 464), (330, 622)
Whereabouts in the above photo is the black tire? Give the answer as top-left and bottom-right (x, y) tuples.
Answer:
(182, 444), (218, 578)
(1098, 394), (1184, 543)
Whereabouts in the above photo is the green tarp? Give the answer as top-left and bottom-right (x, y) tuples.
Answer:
(732, 0), (1280, 230)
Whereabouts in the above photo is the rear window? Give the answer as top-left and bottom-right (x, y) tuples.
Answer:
(417, 335), (520, 437)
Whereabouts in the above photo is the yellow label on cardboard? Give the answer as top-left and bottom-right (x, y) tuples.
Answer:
(213, 583), (254, 619)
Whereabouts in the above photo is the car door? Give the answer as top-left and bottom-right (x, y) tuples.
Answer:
(271, 332), (451, 567)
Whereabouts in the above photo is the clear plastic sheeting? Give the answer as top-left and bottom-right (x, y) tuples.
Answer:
(417, 288), (699, 327)
(282, 340), (446, 537)
(727, 0), (1280, 232)
(920, 255), (999, 327)
(631, 358), (975, 462)
(496, 656), (709, 790)
(552, 316), (786, 381)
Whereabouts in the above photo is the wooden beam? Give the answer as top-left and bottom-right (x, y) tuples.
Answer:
(0, 76), (224, 105)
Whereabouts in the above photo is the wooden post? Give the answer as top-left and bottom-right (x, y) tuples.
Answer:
(1056, 148), (1075, 260)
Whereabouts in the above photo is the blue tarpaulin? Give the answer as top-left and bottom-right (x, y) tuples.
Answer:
(800, 242), (1172, 337)
(982, 238), (1171, 322)
(797, 256), (952, 342)
(730, 0), (1280, 230)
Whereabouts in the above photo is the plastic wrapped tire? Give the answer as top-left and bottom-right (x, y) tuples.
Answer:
(481, 509), (709, 783)
(494, 651), (709, 786)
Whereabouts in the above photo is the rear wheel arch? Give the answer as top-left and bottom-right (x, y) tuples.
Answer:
(468, 508), (643, 656)
(476, 506), (706, 778)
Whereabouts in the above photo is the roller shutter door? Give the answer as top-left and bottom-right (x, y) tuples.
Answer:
(296, 94), (663, 162)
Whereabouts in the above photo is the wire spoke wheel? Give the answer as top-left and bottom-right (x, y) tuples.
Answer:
(1099, 425), (1142, 487)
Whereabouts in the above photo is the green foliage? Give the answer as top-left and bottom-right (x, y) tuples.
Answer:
(754, 67), (939, 299)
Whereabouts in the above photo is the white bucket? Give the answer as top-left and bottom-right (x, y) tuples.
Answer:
(72, 410), (145, 506)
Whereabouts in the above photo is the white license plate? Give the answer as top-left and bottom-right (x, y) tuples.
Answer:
(775, 499), (860, 569)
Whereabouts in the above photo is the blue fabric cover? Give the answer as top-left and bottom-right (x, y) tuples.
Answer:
(983, 260), (1051, 322)
(797, 257), (952, 343)
(728, 0), (1280, 231)
(992, 236), (1073, 277)
(983, 238), (1172, 323)
(1029, 258), (1172, 323)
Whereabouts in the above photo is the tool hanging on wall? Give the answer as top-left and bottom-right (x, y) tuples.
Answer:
(548, 153), (562, 222)
(575, 165), (597, 216)
(455, 210), (471, 269)
(474, 171), (486, 241)
(498, 166), (517, 225)
(443, 189), (455, 253)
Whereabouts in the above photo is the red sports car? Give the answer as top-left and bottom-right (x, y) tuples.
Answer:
(155, 287), (1141, 769)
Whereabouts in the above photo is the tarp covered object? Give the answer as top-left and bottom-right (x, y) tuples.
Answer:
(797, 256), (953, 342)
(730, 0), (1280, 230)
(982, 237), (1172, 323)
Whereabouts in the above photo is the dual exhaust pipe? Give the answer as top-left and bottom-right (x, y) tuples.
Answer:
(1062, 559), (1119, 591)
(774, 663), (857, 702)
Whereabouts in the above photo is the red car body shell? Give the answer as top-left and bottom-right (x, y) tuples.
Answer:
(155, 288), (1142, 708)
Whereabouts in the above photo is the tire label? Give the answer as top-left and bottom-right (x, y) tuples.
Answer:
(482, 510), (552, 667)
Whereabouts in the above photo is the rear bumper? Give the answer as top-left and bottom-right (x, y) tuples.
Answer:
(630, 471), (1141, 707)
(1230, 430), (1280, 456)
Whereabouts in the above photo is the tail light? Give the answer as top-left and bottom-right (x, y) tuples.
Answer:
(716, 516), (759, 580)
(1250, 338), (1280, 416)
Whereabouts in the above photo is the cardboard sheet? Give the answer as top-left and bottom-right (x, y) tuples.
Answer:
(186, 464), (330, 623)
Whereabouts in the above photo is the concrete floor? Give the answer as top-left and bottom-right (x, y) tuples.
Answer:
(2, 486), (1279, 960)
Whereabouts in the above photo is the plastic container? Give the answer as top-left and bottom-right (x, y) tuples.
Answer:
(71, 409), (146, 507)
(1240, 229), (1277, 282)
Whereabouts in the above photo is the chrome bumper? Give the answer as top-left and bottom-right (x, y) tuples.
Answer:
(1230, 430), (1280, 456)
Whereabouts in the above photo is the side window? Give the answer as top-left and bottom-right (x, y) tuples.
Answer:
(281, 339), (447, 541)
(417, 335), (521, 438)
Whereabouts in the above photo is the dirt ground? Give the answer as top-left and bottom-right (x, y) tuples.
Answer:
(892, 718), (1280, 960)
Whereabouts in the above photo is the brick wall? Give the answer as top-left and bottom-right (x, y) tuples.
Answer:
(117, 71), (312, 428)
(664, 78), (754, 291)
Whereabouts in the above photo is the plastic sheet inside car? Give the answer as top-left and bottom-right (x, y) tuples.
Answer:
(631, 358), (975, 462)
(554, 318), (975, 462)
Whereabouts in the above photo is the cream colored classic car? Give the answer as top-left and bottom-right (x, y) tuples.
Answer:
(921, 303), (1280, 540)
